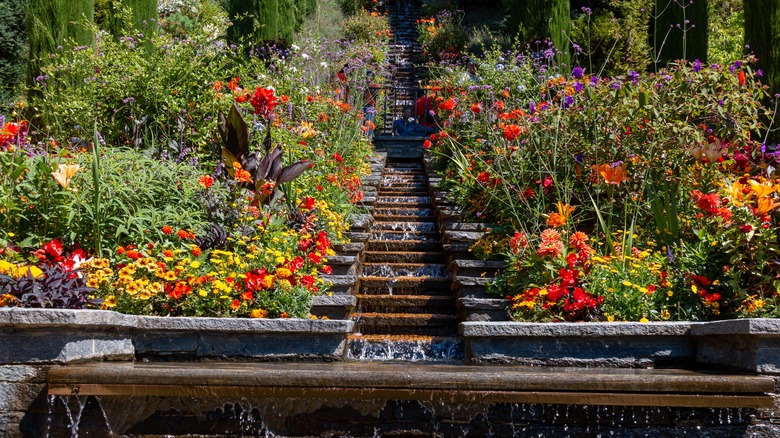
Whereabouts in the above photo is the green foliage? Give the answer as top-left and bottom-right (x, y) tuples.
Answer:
(26, 0), (95, 82)
(653, 0), (708, 68)
(570, 1), (653, 75)
(26, 12), (239, 158)
(97, 0), (159, 36)
(500, 0), (570, 68)
(336, 0), (375, 16)
(343, 8), (389, 44)
(707, 0), (743, 66)
(417, 10), (468, 60)
(0, 0), (28, 103)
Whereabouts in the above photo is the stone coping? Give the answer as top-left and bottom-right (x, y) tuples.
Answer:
(0, 308), (353, 334)
(461, 321), (694, 337)
(690, 318), (780, 336)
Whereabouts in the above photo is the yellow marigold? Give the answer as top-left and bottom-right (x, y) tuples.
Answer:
(262, 275), (275, 289)
(250, 308), (268, 318)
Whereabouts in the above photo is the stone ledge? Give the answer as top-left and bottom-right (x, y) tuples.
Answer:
(691, 318), (780, 336)
(461, 321), (693, 337)
(0, 309), (355, 364)
(692, 318), (780, 374)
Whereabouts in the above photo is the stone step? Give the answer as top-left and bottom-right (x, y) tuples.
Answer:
(373, 214), (435, 223)
(370, 230), (440, 241)
(355, 313), (459, 336)
(362, 262), (447, 278)
(373, 207), (434, 217)
(346, 334), (464, 361)
(374, 222), (436, 232)
(367, 240), (442, 252)
(359, 276), (451, 296)
(356, 295), (455, 314)
(365, 251), (445, 264)
(377, 190), (430, 197)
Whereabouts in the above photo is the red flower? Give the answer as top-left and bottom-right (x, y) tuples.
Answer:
(162, 225), (173, 235)
(301, 196), (317, 211)
(738, 70), (746, 86)
(739, 223), (753, 233)
(191, 247), (202, 257)
(332, 152), (343, 163)
(169, 282), (192, 299)
(321, 265), (333, 275)
(423, 140), (432, 149)
(197, 175), (214, 189)
(227, 77), (241, 91)
(235, 168), (252, 183)
(439, 99), (456, 111)
(249, 87), (278, 118)
(470, 103), (482, 114)
(476, 171), (491, 183)
(503, 124), (522, 141)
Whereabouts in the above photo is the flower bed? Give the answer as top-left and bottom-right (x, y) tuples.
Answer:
(425, 45), (780, 322)
(0, 4), (391, 320)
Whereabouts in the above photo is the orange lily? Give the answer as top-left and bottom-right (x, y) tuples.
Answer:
(593, 163), (630, 185)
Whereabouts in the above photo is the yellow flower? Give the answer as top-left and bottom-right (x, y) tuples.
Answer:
(138, 289), (153, 300)
(250, 308), (268, 318)
(262, 275), (275, 289)
(748, 178), (778, 199)
(639, 317), (649, 323)
(102, 295), (118, 309)
(276, 267), (292, 279)
(660, 309), (671, 320)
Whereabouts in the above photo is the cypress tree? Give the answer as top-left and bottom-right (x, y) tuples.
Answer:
(277, 0), (297, 42)
(257, 0), (279, 41)
(653, 0), (708, 68)
(123, 0), (158, 30)
(0, 0), (28, 103)
(744, 0), (780, 139)
(226, 0), (258, 45)
(501, 0), (571, 69)
(294, 0), (307, 31)
(27, 0), (95, 83)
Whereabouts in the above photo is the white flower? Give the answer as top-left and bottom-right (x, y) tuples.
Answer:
(302, 53), (310, 60)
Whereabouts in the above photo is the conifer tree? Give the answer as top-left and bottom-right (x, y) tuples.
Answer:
(27, 0), (94, 83)
(257, 0), (279, 41)
(277, 0), (297, 42)
(653, 0), (708, 68)
(744, 0), (780, 140)
(1, 0), (27, 102)
(226, 0), (258, 45)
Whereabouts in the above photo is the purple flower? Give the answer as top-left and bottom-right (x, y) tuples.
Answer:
(581, 7), (592, 15)
(692, 59), (702, 72)
(628, 70), (640, 83)
(563, 95), (574, 108)
(573, 81), (584, 92)
(572, 66), (584, 79)
(123, 97), (136, 104)
(529, 102), (536, 114)
(610, 81), (622, 90)
(757, 69), (764, 77)
(590, 76), (599, 86)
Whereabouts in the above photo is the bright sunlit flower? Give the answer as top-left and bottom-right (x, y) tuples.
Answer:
(51, 163), (80, 189)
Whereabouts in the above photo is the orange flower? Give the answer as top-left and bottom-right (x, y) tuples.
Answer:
(235, 168), (252, 183)
(197, 175), (214, 189)
(161, 225), (173, 235)
(439, 98), (456, 111)
(546, 202), (575, 228)
(593, 163), (630, 185)
(754, 197), (779, 216)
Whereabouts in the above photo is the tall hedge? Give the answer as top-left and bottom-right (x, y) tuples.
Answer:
(27, 0), (95, 83)
(653, 0), (708, 68)
(501, 0), (571, 69)
(0, 0), (28, 103)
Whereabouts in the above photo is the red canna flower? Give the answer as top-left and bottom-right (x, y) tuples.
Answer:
(249, 86), (278, 118)
(738, 70), (746, 86)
